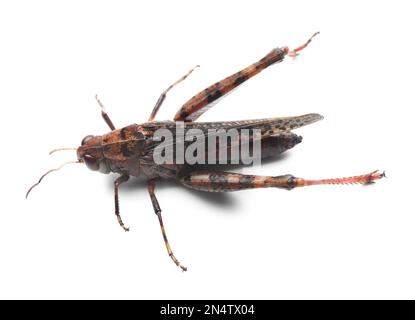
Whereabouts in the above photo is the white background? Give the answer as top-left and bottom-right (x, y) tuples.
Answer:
(1, 0), (414, 299)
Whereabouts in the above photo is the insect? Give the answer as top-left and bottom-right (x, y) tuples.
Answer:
(27, 33), (385, 271)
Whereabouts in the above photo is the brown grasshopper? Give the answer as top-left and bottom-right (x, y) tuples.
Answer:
(27, 33), (385, 271)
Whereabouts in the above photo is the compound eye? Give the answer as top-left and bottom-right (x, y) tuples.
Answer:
(81, 135), (94, 145)
(84, 154), (99, 171)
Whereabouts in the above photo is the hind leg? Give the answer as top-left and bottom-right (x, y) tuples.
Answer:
(174, 33), (319, 122)
(179, 170), (385, 192)
(174, 47), (286, 122)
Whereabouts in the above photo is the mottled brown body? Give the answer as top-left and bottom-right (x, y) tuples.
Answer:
(28, 33), (385, 271)
(79, 113), (320, 180)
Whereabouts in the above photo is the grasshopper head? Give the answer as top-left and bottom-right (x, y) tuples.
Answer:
(77, 134), (110, 173)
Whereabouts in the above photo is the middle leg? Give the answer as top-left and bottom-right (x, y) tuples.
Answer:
(147, 179), (187, 271)
(148, 65), (199, 121)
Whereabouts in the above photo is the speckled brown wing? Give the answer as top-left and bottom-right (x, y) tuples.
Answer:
(190, 113), (324, 135)
(138, 113), (323, 170)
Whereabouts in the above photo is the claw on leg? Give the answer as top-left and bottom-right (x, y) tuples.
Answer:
(117, 215), (130, 232)
(287, 31), (320, 58)
(157, 213), (187, 272)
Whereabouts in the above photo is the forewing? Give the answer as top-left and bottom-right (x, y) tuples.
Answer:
(141, 113), (323, 158)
